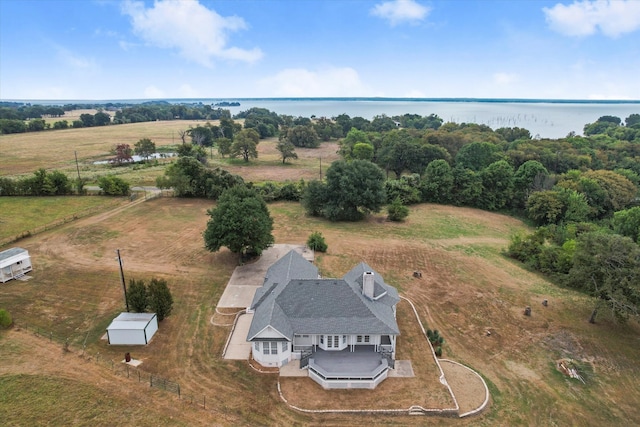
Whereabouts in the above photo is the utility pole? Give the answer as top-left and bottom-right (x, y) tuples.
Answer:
(116, 249), (129, 312)
(74, 151), (81, 182)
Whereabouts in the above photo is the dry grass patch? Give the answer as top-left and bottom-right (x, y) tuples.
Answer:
(0, 119), (206, 176)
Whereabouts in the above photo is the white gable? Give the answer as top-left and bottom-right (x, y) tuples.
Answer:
(253, 325), (288, 340)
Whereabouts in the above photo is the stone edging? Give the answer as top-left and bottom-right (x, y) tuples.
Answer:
(399, 296), (460, 413)
(439, 359), (491, 418)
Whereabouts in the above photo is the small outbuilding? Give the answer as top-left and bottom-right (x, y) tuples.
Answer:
(0, 247), (33, 283)
(106, 312), (158, 345)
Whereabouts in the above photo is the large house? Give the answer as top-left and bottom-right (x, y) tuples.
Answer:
(246, 249), (400, 389)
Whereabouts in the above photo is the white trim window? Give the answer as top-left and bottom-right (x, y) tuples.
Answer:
(263, 342), (278, 355)
(281, 341), (288, 352)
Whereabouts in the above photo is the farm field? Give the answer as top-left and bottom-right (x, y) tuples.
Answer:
(0, 119), (340, 187)
(1, 195), (640, 425)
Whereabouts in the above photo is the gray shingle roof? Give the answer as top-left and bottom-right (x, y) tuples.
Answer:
(247, 250), (400, 341)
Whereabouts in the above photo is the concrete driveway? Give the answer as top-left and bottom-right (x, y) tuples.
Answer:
(216, 244), (313, 309)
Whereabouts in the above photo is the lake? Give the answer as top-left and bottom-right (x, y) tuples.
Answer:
(211, 99), (640, 139)
(22, 97), (640, 139)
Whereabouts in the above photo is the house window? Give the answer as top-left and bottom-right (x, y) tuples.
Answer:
(281, 341), (288, 352)
(263, 342), (277, 355)
(254, 342), (259, 351)
(333, 336), (339, 347)
(364, 335), (370, 343)
(320, 335), (324, 344)
(357, 335), (363, 343)
(342, 335), (346, 344)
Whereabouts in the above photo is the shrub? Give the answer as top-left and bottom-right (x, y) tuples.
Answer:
(0, 309), (13, 329)
(147, 278), (173, 321)
(387, 197), (409, 222)
(307, 231), (328, 252)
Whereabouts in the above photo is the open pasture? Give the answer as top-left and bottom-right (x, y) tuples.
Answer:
(1, 196), (639, 425)
(0, 121), (340, 186)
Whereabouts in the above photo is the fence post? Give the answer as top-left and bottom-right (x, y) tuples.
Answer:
(150, 374), (153, 387)
(126, 365), (129, 378)
(177, 384), (180, 398)
(203, 395), (206, 409)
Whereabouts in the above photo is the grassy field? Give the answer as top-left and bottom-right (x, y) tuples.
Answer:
(1, 195), (639, 425)
(0, 118), (339, 186)
(0, 196), (124, 242)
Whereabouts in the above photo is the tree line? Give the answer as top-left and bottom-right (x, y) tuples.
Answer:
(0, 101), (233, 134)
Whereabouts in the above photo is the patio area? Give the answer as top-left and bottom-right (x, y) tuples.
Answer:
(307, 347), (390, 389)
(311, 346), (386, 377)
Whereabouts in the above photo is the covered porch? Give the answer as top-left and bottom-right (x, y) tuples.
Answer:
(305, 346), (391, 389)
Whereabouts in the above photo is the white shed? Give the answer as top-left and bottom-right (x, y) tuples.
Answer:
(106, 312), (158, 345)
(0, 247), (33, 283)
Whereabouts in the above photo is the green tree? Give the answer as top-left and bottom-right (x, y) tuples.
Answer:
(455, 142), (504, 171)
(625, 113), (640, 127)
(203, 185), (274, 259)
(230, 128), (260, 162)
(27, 118), (47, 131)
(93, 111), (111, 126)
(284, 125), (320, 148)
(127, 279), (149, 312)
(97, 175), (130, 196)
(613, 207), (640, 243)
(387, 197), (409, 222)
(79, 113), (94, 127)
(352, 142), (374, 161)
(339, 127), (370, 159)
(53, 120), (69, 129)
(513, 160), (549, 208)
(567, 233), (640, 323)
(134, 138), (156, 162)
(189, 125), (214, 147)
(422, 159), (454, 203)
(323, 160), (386, 221)
(307, 231), (328, 252)
(526, 190), (564, 225)
(302, 180), (328, 217)
(451, 166), (483, 206)
(217, 137), (232, 157)
(147, 278), (173, 321)
(479, 160), (514, 210)
(276, 137), (298, 164)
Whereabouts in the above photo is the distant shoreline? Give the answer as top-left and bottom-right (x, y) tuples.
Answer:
(2, 97), (639, 105)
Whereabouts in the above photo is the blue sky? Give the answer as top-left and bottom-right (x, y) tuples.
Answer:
(1, 0), (639, 100)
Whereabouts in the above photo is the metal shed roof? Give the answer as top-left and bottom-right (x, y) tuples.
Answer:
(107, 312), (157, 330)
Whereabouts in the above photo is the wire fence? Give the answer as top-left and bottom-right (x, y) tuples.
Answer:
(12, 320), (209, 411)
(0, 189), (171, 247)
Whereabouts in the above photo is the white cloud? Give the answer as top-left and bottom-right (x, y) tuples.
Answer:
(493, 72), (519, 85)
(177, 83), (198, 98)
(543, 0), (640, 37)
(371, 0), (430, 26)
(260, 67), (374, 97)
(144, 85), (165, 98)
(54, 44), (99, 72)
(121, 0), (263, 66)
